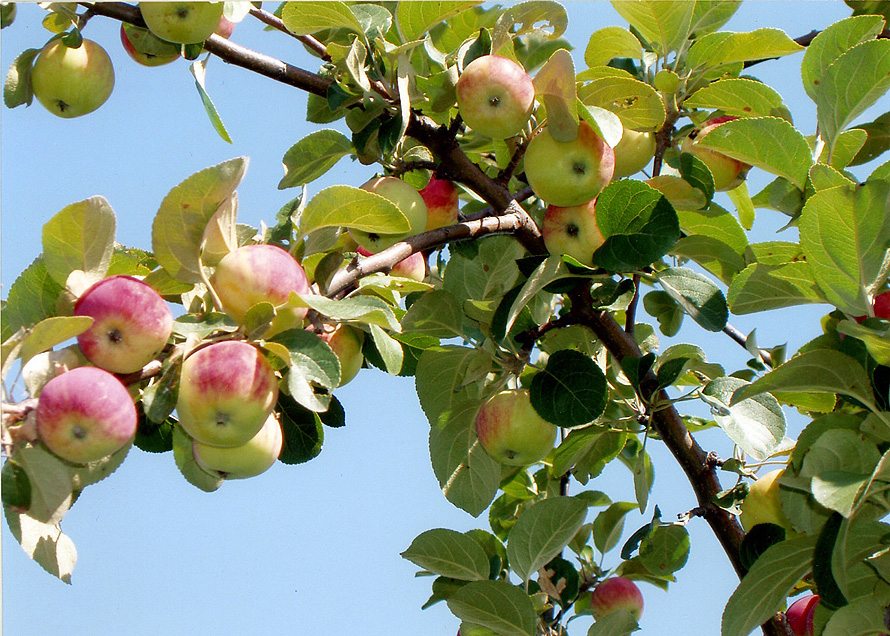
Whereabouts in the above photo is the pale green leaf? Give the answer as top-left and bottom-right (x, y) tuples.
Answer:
(533, 48), (578, 142)
(401, 289), (464, 339)
(42, 196), (115, 287)
(279, 129), (353, 189)
(172, 425), (223, 492)
(369, 323), (403, 375)
(444, 236), (524, 305)
(584, 26), (642, 67)
(593, 501), (637, 554)
(655, 267), (728, 332)
(506, 496), (588, 581)
(397, 1), (481, 42)
(492, 1), (567, 54)
(687, 28), (804, 70)
(280, 1), (363, 36)
(684, 78), (788, 120)
(14, 444), (73, 524)
(416, 346), (492, 429)
(19, 316), (93, 366)
(402, 528), (491, 581)
(4, 48), (38, 109)
(701, 377), (785, 461)
(726, 262), (826, 314)
(578, 71), (665, 131)
(610, 0), (695, 55)
(1, 257), (64, 341)
(3, 505), (76, 583)
(190, 58), (232, 144)
(298, 185), (409, 237)
(447, 580), (537, 636)
(296, 294), (401, 332)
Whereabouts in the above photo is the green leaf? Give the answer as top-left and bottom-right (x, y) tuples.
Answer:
(3, 505), (76, 584)
(655, 267), (728, 332)
(687, 28), (804, 70)
(277, 394), (324, 464)
(67, 441), (132, 492)
(610, 1), (695, 55)
(446, 580), (537, 636)
(270, 329), (340, 412)
(172, 425), (223, 492)
(684, 78), (788, 120)
(578, 71), (665, 131)
(281, 1), (363, 36)
(506, 496), (588, 581)
(279, 129), (353, 189)
(297, 294), (401, 332)
(802, 15), (886, 100)
(298, 185), (408, 238)
(530, 350), (607, 428)
(416, 346), (491, 429)
(19, 316), (93, 366)
(14, 444), (72, 524)
(41, 196), (116, 286)
(639, 524), (690, 576)
(397, 2), (481, 42)
(444, 236), (524, 305)
(701, 377), (785, 461)
(583, 27), (642, 67)
(369, 323), (403, 375)
(401, 289), (464, 339)
(643, 291), (683, 337)
(811, 472), (870, 518)
(492, 1), (567, 54)
(502, 256), (570, 339)
(1, 257), (64, 341)
(533, 48), (578, 142)
(726, 262), (827, 314)
(587, 610), (640, 636)
(191, 58), (232, 144)
(402, 528), (491, 581)
(4, 48), (38, 108)
(813, 512), (848, 610)
(593, 501), (638, 554)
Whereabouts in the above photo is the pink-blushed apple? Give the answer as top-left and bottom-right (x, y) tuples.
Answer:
(681, 115), (751, 191)
(357, 246), (427, 282)
(120, 23), (180, 66)
(176, 341), (279, 447)
(786, 595), (819, 636)
(317, 324), (365, 387)
(139, 2), (225, 44)
(589, 577), (644, 621)
(420, 177), (460, 231)
(524, 121), (615, 207)
(211, 244), (312, 336)
(456, 54), (535, 139)
(612, 129), (656, 178)
(193, 413), (283, 479)
(475, 389), (557, 466)
(74, 275), (173, 374)
(31, 38), (115, 118)
(739, 469), (795, 534)
(541, 199), (605, 266)
(214, 14), (236, 39)
(348, 177), (428, 253)
(36, 367), (137, 464)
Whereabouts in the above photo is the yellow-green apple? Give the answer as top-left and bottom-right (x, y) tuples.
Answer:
(681, 115), (751, 191)
(193, 413), (283, 479)
(211, 244), (311, 336)
(475, 389), (557, 466)
(541, 199), (605, 266)
(524, 121), (615, 207)
(177, 341), (279, 447)
(456, 54), (535, 139)
(74, 275), (173, 374)
(357, 246), (426, 282)
(139, 2), (224, 44)
(612, 129), (656, 178)
(786, 595), (819, 636)
(740, 469), (795, 533)
(120, 23), (180, 66)
(317, 324), (365, 387)
(589, 577), (644, 621)
(30, 38), (115, 118)
(420, 177), (460, 231)
(348, 177), (428, 253)
(36, 367), (137, 464)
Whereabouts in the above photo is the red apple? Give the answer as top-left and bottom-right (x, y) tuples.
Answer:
(176, 341), (279, 447)
(456, 55), (535, 139)
(681, 115), (751, 191)
(786, 595), (819, 636)
(317, 324), (365, 387)
(193, 413), (283, 479)
(419, 177), (459, 231)
(74, 275), (173, 374)
(31, 38), (115, 118)
(475, 389), (557, 466)
(875, 292), (890, 318)
(120, 23), (180, 66)
(358, 246), (427, 282)
(589, 577), (644, 621)
(612, 129), (656, 178)
(348, 177), (428, 253)
(36, 367), (137, 464)
(541, 199), (605, 266)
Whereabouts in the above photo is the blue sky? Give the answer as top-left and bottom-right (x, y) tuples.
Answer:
(1, 2), (874, 635)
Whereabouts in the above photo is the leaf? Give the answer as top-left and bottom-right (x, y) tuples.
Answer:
(14, 444), (73, 524)
(577, 71), (665, 131)
(639, 524), (690, 576)
(270, 329), (340, 412)
(726, 262), (827, 314)
(610, 0), (695, 55)
(506, 496), (588, 581)
(416, 346), (491, 429)
(277, 394), (324, 464)
(281, 1), (363, 36)
(297, 294), (401, 332)
(279, 129), (352, 189)
(593, 501), (638, 554)
(492, 1), (567, 54)
(655, 267), (728, 332)
(684, 78), (788, 120)
(529, 350), (607, 428)
(3, 505), (77, 583)
(4, 48), (38, 109)
(1, 257), (64, 342)
(41, 196), (116, 287)
(584, 27), (642, 67)
(687, 28), (804, 70)
(401, 289), (465, 339)
(587, 610), (640, 636)
(369, 323), (403, 375)
(446, 580), (537, 636)
(502, 256), (570, 339)
(533, 49), (578, 142)
(444, 236), (524, 305)
(811, 472), (869, 518)
(397, 2), (481, 42)
(402, 528), (491, 581)
(191, 58), (232, 144)
(172, 425), (222, 492)
(298, 185), (408, 238)
(19, 316), (93, 366)
(701, 377), (785, 462)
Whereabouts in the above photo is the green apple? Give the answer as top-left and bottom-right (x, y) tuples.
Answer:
(193, 413), (283, 479)
(524, 121), (615, 207)
(120, 23), (180, 66)
(456, 54), (535, 139)
(36, 367), (137, 464)
(31, 38), (115, 118)
(177, 341), (279, 447)
(739, 468), (795, 533)
(419, 177), (460, 231)
(612, 129), (656, 178)
(680, 115), (751, 191)
(541, 199), (605, 266)
(589, 577), (644, 621)
(475, 389), (557, 466)
(317, 324), (365, 387)
(139, 2), (224, 44)
(348, 177), (428, 253)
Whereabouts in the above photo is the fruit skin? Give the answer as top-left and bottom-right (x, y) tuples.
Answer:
(36, 367), (137, 464)
(31, 38), (115, 118)
(541, 199), (606, 266)
(612, 129), (656, 178)
(193, 413), (283, 479)
(139, 2), (224, 44)
(318, 324), (365, 387)
(524, 121), (616, 207)
(120, 23), (180, 66)
(357, 246), (426, 282)
(74, 275), (173, 374)
(681, 115), (751, 191)
(786, 595), (819, 636)
(739, 468), (795, 533)
(875, 291), (890, 318)
(211, 244), (311, 336)
(177, 341), (279, 448)
(419, 177), (460, 231)
(475, 389), (557, 466)
(456, 55), (535, 139)
(348, 177), (428, 253)
(589, 577), (644, 621)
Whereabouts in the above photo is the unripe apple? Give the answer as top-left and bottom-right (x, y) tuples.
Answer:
(541, 199), (605, 266)
(36, 367), (137, 464)
(177, 341), (279, 447)
(74, 275), (173, 374)
(139, 2), (225, 44)
(419, 177), (460, 231)
(786, 595), (819, 636)
(612, 129), (656, 178)
(31, 38), (115, 118)
(211, 244), (312, 336)
(475, 389), (557, 466)
(524, 121), (615, 207)
(120, 23), (180, 66)
(317, 324), (365, 387)
(589, 577), (644, 621)
(456, 55), (535, 139)
(193, 413), (283, 479)
(739, 469), (795, 533)
(681, 115), (751, 191)
(348, 177), (428, 253)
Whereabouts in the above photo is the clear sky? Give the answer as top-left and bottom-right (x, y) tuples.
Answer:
(1, 2), (876, 635)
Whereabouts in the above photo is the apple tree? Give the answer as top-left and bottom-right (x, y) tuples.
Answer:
(3, 2), (890, 635)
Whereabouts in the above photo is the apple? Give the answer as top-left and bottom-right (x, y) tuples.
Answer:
(786, 595), (819, 636)
(176, 341), (279, 447)
(475, 389), (557, 466)
(524, 121), (615, 207)
(139, 2), (224, 44)
(317, 324), (365, 387)
(681, 115), (751, 191)
(589, 577), (644, 621)
(74, 275), (173, 375)
(30, 38), (115, 118)
(193, 413), (283, 479)
(211, 244), (312, 336)
(419, 177), (460, 231)
(541, 199), (605, 266)
(857, 290), (890, 322)
(612, 129), (656, 178)
(357, 246), (426, 282)
(214, 14), (236, 39)
(120, 23), (180, 66)
(36, 367), (137, 464)
(348, 177), (428, 253)
(739, 469), (795, 533)
(456, 54), (535, 139)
